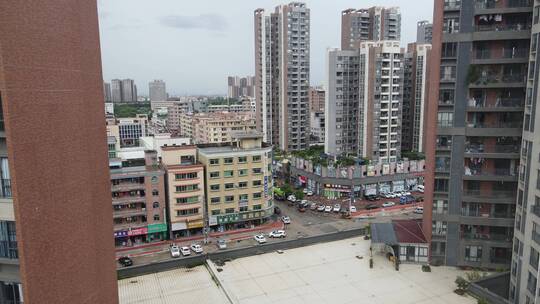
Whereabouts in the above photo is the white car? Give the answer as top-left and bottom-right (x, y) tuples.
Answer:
(403, 191), (412, 196)
(317, 205), (325, 212)
(414, 207), (424, 214)
(416, 185), (425, 193)
(350, 206), (357, 212)
(333, 204), (341, 212)
(300, 199), (308, 205)
(307, 190), (314, 196)
(190, 243), (203, 254)
(287, 195), (296, 202)
(216, 239), (227, 250)
(324, 205), (332, 212)
(281, 216), (291, 224)
(386, 193), (397, 198)
(180, 246), (191, 256)
(303, 188), (308, 194)
(382, 201), (395, 208)
(269, 230), (286, 238)
(170, 245), (181, 258)
(254, 234), (267, 244)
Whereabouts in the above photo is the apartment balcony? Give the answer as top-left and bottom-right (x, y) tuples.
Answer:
(466, 97), (524, 112)
(461, 209), (515, 226)
(472, 48), (528, 65)
(113, 208), (147, 219)
(469, 73), (526, 89)
(465, 121), (523, 136)
(473, 24), (531, 41)
(462, 232), (513, 243)
(462, 190), (517, 203)
(531, 205), (540, 218)
(463, 166), (518, 181)
(114, 221), (147, 231)
(112, 195), (146, 205)
(111, 183), (145, 192)
(475, 0), (532, 14)
(533, 230), (540, 246)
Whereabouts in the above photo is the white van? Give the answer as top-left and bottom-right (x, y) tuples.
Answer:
(416, 185), (424, 193)
(414, 207), (424, 214)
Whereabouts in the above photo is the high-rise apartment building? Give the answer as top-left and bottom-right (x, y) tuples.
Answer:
(423, 0), (530, 271)
(254, 2), (310, 151)
(309, 86), (325, 112)
(402, 43), (432, 153)
(325, 41), (404, 162)
(0, 1), (118, 302)
(179, 112), (256, 144)
(227, 76), (255, 99)
(161, 146), (205, 238)
(121, 79), (138, 103)
(341, 7), (401, 50)
(149, 80), (167, 101)
(198, 133), (273, 230)
(104, 82), (112, 102)
(417, 20), (433, 44)
(111, 79), (123, 103)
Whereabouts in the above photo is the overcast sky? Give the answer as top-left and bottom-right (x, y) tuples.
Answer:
(98, 0), (434, 96)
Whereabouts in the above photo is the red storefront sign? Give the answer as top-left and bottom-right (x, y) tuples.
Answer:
(128, 227), (148, 236)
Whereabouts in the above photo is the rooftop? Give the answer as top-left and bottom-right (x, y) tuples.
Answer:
(119, 237), (476, 304)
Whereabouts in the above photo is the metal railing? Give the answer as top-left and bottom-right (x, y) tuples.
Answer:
(0, 179), (11, 198)
(463, 189), (517, 198)
(467, 121), (523, 128)
(465, 143), (520, 154)
(475, 24), (531, 32)
(463, 232), (513, 241)
(468, 97), (524, 108)
(475, 0), (532, 9)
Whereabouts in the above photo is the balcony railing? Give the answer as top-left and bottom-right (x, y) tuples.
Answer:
(468, 97), (524, 108)
(463, 189), (517, 198)
(444, 1), (461, 10)
(465, 143), (520, 154)
(113, 208), (147, 218)
(111, 183), (145, 192)
(474, 49), (528, 60)
(465, 167), (518, 177)
(462, 232), (513, 241)
(475, 0), (532, 9)
(475, 24), (531, 32)
(470, 73), (526, 86)
(0, 179), (11, 198)
(466, 121), (523, 128)
(461, 209), (514, 219)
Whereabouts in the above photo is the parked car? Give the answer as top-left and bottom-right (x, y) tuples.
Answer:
(300, 199), (308, 205)
(365, 204), (379, 210)
(333, 204), (341, 213)
(303, 188), (308, 194)
(180, 246), (191, 256)
(416, 185), (425, 193)
(281, 216), (291, 224)
(324, 205), (332, 212)
(366, 195), (376, 201)
(317, 205), (326, 212)
(254, 233), (267, 244)
(386, 193), (397, 198)
(118, 256), (133, 267)
(216, 239), (227, 250)
(350, 206), (357, 212)
(414, 207), (424, 214)
(287, 195), (296, 202)
(268, 230), (286, 238)
(307, 190), (314, 196)
(170, 245), (181, 258)
(403, 191), (412, 196)
(190, 243), (203, 254)
(274, 206), (281, 215)
(382, 201), (395, 208)
(310, 203), (317, 210)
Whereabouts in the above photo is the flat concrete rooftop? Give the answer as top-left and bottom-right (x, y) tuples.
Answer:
(119, 237), (476, 304)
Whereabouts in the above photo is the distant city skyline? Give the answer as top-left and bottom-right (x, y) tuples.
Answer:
(98, 0), (433, 95)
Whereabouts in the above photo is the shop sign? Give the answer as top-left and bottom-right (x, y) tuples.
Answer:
(114, 231), (129, 238)
(147, 223), (167, 234)
(209, 216), (218, 226)
(187, 220), (203, 229)
(217, 214), (240, 224)
(128, 227), (148, 236)
(264, 176), (269, 198)
(239, 210), (266, 220)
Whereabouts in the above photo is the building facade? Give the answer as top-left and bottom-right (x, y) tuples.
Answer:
(228, 76), (255, 99)
(341, 6), (401, 50)
(121, 79), (137, 103)
(417, 20), (433, 44)
(179, 112), (257, 144)
(104, 82), (112, 102)
(402, 43), (432, 153)
(254, 2), (310, 151)
(310, 111), (325, 144)
(309, 86), (325, 112)
(423, 0), (529, 271)
(325, 41), (404, 163)
(111, 149), (167, 247)
(0, 1), (118, 302)
(161, 146), (205, 238)
(198, 133), (273, 231)
(149, 80), (167, 102)
(107, 114), (149, 148)
(111, 79), (123, 103)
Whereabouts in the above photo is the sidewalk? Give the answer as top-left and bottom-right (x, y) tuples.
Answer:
(116, 220), (284, 258)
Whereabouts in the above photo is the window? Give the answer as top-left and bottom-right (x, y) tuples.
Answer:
(439, 90), (454, 105)
(432, 221), (447, 236)
(224, 170), (234, 178)
(175, 172), (198, 180)
(238, 182), (248, 188)
(253, 180), (262, 187)
(210, 184), (220, 191)
(211, 210), (221, 215)
(224, 157), (233, 164)
(465, 245), (482, 262)
(238, 169), (248, 176)
(433, 200), (448, 214)
(434, 179), (449, 192)
(239, 194), (248, 201)
(238, 156), (247, 163)
(210, 197), (220, 204)
(252, 155), (262, 162)
(225, 208), (235, 214)
(152, 190), (159, 196)
(253, 192), (262, 199)
(209, 159), (219, 165)
(437, 112), (453, 127)
(0, 221), (17, 259)
(530, 247), (539, 270)
(210, 172), (220, 178)
(153, 214), (160, 221)
(175, 184), (199, 192)
(252, 168), (262, 175)
(176, 196), (199, 204)
(225, 183), (234, 190)
(225, 195), (234, 203)
(177, 208), (199, 216)
(441, 42), (457, 58)
(527, 271), (537, 294)
(253, 204), (262, 210)
(152, 202), (159, 208)
(239, 206), (248, 212)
